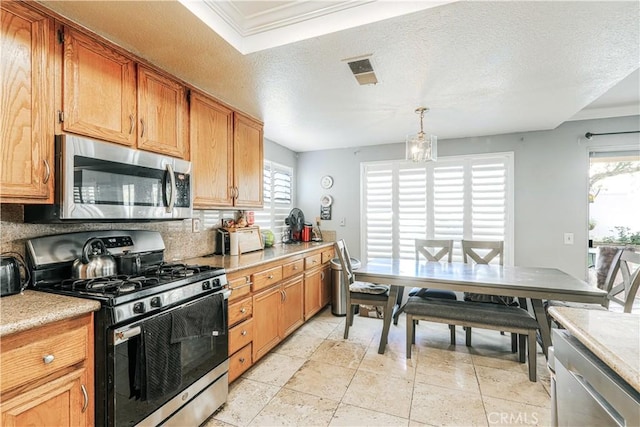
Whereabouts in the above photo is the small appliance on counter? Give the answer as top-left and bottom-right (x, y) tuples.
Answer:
(283, 208), (306, 243)
(0, 253), (29, 297)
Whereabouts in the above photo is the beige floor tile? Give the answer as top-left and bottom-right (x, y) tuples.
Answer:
(202, 417), (237, 427)
(242, 352), (306, 386)
(296, 317), (342, 339)
(414, 357), (480, 394)
(415, 345), (474, 365)
(284, 359), (356, 401)
(249, 388), (339, 427)
(329, 402), (409, 427)
(311, 339), (367, 369)
(213, 378), (280, 426)
(342, 370), (413, 418)
(359, 344), (417, 381)
(483, 396), (551, 426)
(475, 365), (551, 408)
(329, 319), (378, 347)
(410, 382), (488, 426)
(274, 331), (326, 359)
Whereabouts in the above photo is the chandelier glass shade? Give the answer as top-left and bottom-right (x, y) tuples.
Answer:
(406, 107), (437, 162)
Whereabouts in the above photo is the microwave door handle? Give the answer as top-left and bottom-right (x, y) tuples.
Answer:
(165, 164), (176, 213)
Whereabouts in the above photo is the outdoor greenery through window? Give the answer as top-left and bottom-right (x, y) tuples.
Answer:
(361, 153), (514, 264)
(589, 148), (640, 246)
(254, 160), (293, 242)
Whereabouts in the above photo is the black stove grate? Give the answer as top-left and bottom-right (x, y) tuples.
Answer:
(58, 275), (160, 296)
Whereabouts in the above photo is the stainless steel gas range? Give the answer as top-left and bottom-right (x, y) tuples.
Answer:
(25, 230), (229, 427)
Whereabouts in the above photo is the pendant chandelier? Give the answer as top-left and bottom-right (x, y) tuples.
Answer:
(406, 107), (437, 162)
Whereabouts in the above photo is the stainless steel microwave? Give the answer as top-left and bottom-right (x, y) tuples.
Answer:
(24, 135), (192, 222)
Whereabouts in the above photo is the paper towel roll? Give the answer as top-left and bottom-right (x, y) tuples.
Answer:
(229, 232), (239, 256)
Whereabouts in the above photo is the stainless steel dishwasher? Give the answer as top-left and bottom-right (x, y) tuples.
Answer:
(552, 329), (639, 427)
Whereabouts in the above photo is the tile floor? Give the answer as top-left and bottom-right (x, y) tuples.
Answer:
(205, 308), (552, 427)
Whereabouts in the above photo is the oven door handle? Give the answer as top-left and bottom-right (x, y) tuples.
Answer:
(165, 163), (176, 213)
(114, 326), (142, 345)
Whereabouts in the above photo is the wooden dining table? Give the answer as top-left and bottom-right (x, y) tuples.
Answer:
(354, 258), (608, 356)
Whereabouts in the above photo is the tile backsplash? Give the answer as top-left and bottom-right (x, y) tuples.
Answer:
(1, 204), (336, 261)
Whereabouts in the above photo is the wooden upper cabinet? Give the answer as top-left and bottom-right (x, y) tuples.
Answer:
(137, 65), (189, 159)
(190, 91), (234, 208)
(61, 27), (136, 146)
(233, 112), (263, 208)
(1, 2), (54, 203)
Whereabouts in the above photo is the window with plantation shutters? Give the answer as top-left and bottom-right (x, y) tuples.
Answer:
(361, 152), (513, 265)
(254, 160), (293, 242)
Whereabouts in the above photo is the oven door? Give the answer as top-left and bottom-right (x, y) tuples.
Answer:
(59, 134), (192, 220)
(109, 290), (229, 427)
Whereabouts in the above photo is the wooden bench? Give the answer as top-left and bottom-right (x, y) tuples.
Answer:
(404, 296), (539, 381)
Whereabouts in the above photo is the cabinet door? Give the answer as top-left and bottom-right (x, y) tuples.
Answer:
(1, 2), (54, 203)
(304, 268), (323, 320)
(190, 91), (234, 208)
(1, 368), (89, 426)
(321, 264), (332, 306)
(281, 275), (304, 338)
(252, 285), (282, 362)
(137, 65), (188, 159)
(62, 27), (136, 146)
(233, 112), (263, 208)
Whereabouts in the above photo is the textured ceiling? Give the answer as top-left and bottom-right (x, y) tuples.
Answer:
(39, 1), (640, 153)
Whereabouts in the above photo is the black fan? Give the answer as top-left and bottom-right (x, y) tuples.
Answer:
(285, 208), (305, 241)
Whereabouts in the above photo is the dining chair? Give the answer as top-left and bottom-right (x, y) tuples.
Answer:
(461, 239), (518, 350)
(393, 239), (458, 344)
(546, 248), (640, 317)
(334, 240), (392, 353)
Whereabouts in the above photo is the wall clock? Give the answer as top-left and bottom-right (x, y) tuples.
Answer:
(320, 175), (334, 189)
(320, 194), (333, 207)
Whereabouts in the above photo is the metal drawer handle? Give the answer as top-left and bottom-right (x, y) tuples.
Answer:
(43, 354), (55, 364)
(129, 114), (135, 134)
(239, 357), (246, 363)
(81, 384), (88, 413)
(268, 274), (274, 279)
(293, 265), (298, 270)
(140, 118), (145, 137)
(240, 307), (246, 313)
(241, 330), (247, 336)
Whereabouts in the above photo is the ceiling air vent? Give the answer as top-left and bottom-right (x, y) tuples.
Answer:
(344, 55), (378, 86)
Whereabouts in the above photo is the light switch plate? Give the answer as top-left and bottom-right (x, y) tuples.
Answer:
(563, 232), (574, 245)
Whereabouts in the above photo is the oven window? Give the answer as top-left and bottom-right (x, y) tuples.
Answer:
(111, 299), (228, 426)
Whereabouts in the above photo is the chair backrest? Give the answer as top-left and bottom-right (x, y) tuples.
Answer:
(606, 250), (640, 313)
(334, 239), (355, 286)
(415, 239), (453, 262)
(461, 240), (504, 265)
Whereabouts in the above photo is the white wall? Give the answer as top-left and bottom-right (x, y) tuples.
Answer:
(296, 115), (640, 279)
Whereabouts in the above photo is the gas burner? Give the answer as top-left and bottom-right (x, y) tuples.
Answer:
(59, 275), (160, 296)
(143, 262), (213, 279)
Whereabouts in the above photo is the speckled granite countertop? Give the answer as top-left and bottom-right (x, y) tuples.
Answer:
(0, 290), (101, 337)
(182, 241), (335, 274)
(549, 306), (640, 392)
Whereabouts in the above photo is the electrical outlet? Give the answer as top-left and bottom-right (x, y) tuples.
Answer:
(192, 218), (201, 233)
(340, 217), (346, 227)
(563, 232), (574, 245)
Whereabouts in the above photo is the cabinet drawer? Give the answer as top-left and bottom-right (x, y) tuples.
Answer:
(252, 266), (283, 292)
(305, 254), (322, 270)
(282, 259), (304, 279)
(228, 343), (252, 383)
(228, 298), (253, 327)
(1, 322), (89, 393)
(321, 248), (335, 264)
(228, 275), (251, 302)
(229, 318), (253, 355)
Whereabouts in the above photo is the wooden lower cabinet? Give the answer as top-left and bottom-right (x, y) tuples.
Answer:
(0, 314), (94, 426)
(226, 245), (334, 383)
(252, 275), (304, 362)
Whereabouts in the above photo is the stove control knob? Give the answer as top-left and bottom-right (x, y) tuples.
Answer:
(150, 297), (162, 308)
(202, 280), (211, 290)
(212, 278), (220, 287)
(133, 302), (145, 314)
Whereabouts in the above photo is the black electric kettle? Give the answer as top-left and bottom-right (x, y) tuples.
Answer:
(72, 238), (117, 279)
